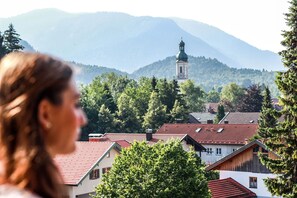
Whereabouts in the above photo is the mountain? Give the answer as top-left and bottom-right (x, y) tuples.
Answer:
(71, 62), (128, 85)
(0, 9), (282, 72)
(172, 18), (282, 71)
(132, 56), (279, 96)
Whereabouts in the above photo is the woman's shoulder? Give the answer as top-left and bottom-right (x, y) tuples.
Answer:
(0, 184), (40, 198)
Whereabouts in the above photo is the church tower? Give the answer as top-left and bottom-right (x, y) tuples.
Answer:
(176, 39), (188, 82)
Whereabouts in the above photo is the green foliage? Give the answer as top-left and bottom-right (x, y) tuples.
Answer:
(258, 1), (297, 197)
(237, 84), (263, 112)
(220, 82), (245, 112)
(132, 56), (279, 97)
(3, 24), (24, 53)
(206, 89), (220, 103)
(143, 92), (167, 131)
(214, 105), (225, 124)
(180, 80), (205, 112)
(116, 93), (142, 133)
(94, 140), (210, 198)
(97, 104), (116, 134)
(170, 100), (189, 123)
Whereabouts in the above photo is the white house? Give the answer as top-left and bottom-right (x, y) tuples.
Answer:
(55, 141), (121, 198)
(157, 123), (258, 164)
(206, 140), (280, 198)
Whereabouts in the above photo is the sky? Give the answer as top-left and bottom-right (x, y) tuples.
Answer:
(0, 0), (290, 53)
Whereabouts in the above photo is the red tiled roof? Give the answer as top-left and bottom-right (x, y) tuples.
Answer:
(115, 140), (131, 148)
(157, 124), (258, 145)
(54, 141), (118, 185)
(208, 178), (256, 198)
(102, 133), (187, 145)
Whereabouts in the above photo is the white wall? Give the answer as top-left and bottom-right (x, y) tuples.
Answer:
(67, 148), (119, 198)
(220, 170), (280, 198)
(201, 144), (241, 165)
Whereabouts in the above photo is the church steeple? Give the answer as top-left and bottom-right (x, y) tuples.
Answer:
(176, 38), (188, 81)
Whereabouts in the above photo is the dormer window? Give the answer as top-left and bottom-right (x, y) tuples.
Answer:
(217, 128), (224, 133)
(195, 128), (202, 132)
(249, 120), (254, 123)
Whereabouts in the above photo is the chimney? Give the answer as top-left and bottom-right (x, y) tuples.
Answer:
(207, 120), (213, 124)
(146, 129), (153, 141)
(224, 120), (229, 124)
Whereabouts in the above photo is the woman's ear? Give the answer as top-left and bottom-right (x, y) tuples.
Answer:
(38, 99), (52, 130)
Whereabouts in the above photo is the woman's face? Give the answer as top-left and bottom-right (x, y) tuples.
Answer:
(43, 79), (87, 156)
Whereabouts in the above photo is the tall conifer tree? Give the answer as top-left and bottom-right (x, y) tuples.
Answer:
(0, 31), (7, 59)
(3, 24), (24, 53)
(259, 1), (297, 196)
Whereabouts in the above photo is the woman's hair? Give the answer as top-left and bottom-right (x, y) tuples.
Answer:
(0, 52), (73, 198)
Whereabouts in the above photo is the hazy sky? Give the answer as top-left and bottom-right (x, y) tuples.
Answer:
(0, 0), (289, 52)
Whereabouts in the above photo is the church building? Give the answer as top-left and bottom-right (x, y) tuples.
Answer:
(176, 39), (189, 82)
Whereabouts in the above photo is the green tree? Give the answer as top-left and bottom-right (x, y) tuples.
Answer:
(220, 82), (244, 112)
(237, 84), (263, 112)
(97, 104), (116, 134)
(259, 1), (297, 196)
(3, 24), (24, 53)
(101, 83), (117, 113)
(214, 105), (225, 123)
(94, 140), (210, 198)
(170, 100), (189, 123)
(180, 80), (205, 112)
(206, 89), (220, 103)
(143, 91), (167, 131)
(0, 31), (7, 59)
(115, 92), (142, 133)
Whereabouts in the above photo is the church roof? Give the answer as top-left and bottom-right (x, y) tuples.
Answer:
(176, 39), (188, 62)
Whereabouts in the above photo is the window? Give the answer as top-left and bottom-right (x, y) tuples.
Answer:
(249, 177), (257, 188)
(206, 148), (212, 155)
(253, 146), (259, 153)
(216, 148), (222, 155)
(217, 128), (224, 133)
(195, 128), (202, 132)
(180, 66), (182, 73)
(89, 169), (100, 180)
(102, 167), (111, 174)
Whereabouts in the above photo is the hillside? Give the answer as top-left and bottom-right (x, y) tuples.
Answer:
(132, 56), (278, 95)
(71, 62), (128, 85)
(0, 8), (282, 72)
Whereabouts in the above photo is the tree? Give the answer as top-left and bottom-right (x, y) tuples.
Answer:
(115, 92), (142, 133)
(143, 91), (167, 131)
(220, 82), (244, 112)
(258, 1), (297, 196)
(94, 140), (210, 198)
(237, 84), (263, 112)
(255, 87), (278, 140)
(206, 89), (220, 103)
(97, 104), (116, 134)
(3, 24), (24, 53)
(180, 80), (205, 112)
(214, 105), (225, 124)
(170, 100), (189, 123)
(0, 31), (7, 59)
(101, 83), (117, 113)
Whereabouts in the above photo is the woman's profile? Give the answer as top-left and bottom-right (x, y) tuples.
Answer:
(0, 52), (87, 197)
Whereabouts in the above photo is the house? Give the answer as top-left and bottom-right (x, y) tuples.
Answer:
(89, 132), (205, 157)
(55, 141), (121, 198)
(208, 177), (256, 198)
(206, 140), (279, 198)
(188, 112), (217, 124)
(219, 112), (260, 124)
(157, 124), (258, 164)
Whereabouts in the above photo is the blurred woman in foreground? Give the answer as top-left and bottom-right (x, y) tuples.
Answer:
(0, 52), (87, 197)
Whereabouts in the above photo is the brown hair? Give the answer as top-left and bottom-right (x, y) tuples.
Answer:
(0, 52), (73, 197)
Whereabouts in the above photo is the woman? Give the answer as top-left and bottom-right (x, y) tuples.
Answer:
(0, 52), (87, 197)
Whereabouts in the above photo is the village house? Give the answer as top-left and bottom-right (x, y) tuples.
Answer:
(188, 112), (217, 124)
(55, 141), (121, 198)
(157, 124), (258, 164)
(206, 140), (279, 198)
(219, 112), (260, 124)
(89, 131), (205, 157)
